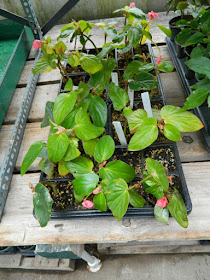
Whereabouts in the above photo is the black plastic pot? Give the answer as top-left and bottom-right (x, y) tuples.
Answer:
(169, 15), (193, 42)
(175, 36), (186, 59)
(166, 36), (210, 150)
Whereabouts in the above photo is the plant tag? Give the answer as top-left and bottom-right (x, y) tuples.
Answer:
(128, 87), (134, 109)
(141, 91), (153, 118)
(73, 86), (78, 90)
(111, 72), (118, 86)
(112, 121), (127, 146)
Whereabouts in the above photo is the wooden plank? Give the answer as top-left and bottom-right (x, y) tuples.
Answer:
(4, 84), (60, 124)
(152, 45), (173, 64)
(0, 162), (209, 245)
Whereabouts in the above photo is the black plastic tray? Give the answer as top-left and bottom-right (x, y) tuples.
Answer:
(166, 37), (210, 150)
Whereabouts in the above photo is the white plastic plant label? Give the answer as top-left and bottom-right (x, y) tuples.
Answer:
(141, 91), (153, 118)
(111, 72), (118, 86)
(112, 121), (127, 146)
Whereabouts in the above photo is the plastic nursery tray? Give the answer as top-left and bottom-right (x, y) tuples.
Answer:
(37, 142), (191, 220)
(166, 37), (210, 150)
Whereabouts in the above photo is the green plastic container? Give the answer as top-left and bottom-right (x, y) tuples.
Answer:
(0, 19), (34, 127)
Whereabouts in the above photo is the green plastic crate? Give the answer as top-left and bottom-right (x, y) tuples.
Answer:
(0, 19), (34, 127)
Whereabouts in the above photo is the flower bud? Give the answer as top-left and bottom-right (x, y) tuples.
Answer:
(156, 196), (168, 208)
(32, 40), (42, 49)
(148, 11), (158, 22)
(82, 200), (94, 209)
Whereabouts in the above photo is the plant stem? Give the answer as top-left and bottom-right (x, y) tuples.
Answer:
(58, 61), (71, 81)
(128, 174), (153, 190)
(149, 73), (158, 99)
(83, 34), (99, 54)
(52, 184), (58, 196)
(123, 119), (128, 135)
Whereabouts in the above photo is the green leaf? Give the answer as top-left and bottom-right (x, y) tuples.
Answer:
(64, 78), (73, 91)
(33, 55), (56, 75)
(154, 205), (169, 225)
(143, 178), (165, 199)
(167, 189), (188, 228)
(177, 1), (189, 10)
(68, 52), (80, 67)
(39, 159), (54, 179)
(176, 29), (192, 43)
(74, 191), (84, 203)
(191, 77), (210, 91)
(59, 23), (76, 38)
(58, 160), (69, 176)
(77, 82), (90, 100)
(146, 158), (169, 191)
(93, 192), (107, 212)
(33, 183), (53, 227)
(65, 156), (93, 177)
(128, 23), (142, 48)
(127, 109), (148, 132)
(94, 135), (115, 163)
(161, 105), (203, 132)
(105, 178), (129, 220)
(53, 92), (77, 124)
(164, 124), (181, 141)
(75, 110), (104, 140)
(89, 96), (107, 127)
(108, 82), (129, 111)
(47, 133), (69, 163)
(83, 139), (99, 156)
(80, 54), (103, 74)
(124, 7), (145, 20)
(185, 32), (204, 47)
(117, 44), (132, 53)
(97, 45), (114, 60)
(21, 141), (44, 175)
(129, 72), (157, 90)
(152, 23), (172, 38)
(72, 173), (99, 196)
(63, 138), (80, 161)
(208, 95), (210, 107)
(129, 190), (146, 208)
(55, 41), (66, 53)
(128, 118), (158, 151)
(185, 57), (210, 79)
(99, 161), (135, 182)
(123, 107), (133, 118)
(156, 62), (174, 73)
(183, 89), (210, 110)
(41, 102), (54, 128)
(123, 60), (142, 80)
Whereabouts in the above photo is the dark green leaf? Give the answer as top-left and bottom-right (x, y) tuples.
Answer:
(185, 57), (210, 79)
(123, 60), (142, 80)
(33, 183), (53, 227)
(47, 133), (69, 162)
(94, 135), (115, 163)
(167, 189), (188, 228)
(191, 77), (210, 91)
(39, 159), (54, 179)
(129, 72), (157, 90)
(183, 89), (209, 110)
(21, 141), (44, 175)
(105, 178), (129, 220)
(129, 189), (146, 208)
(108, 82), (129, 111)
(128, 23), (142, 48)
(99, 160), (135, 182)
(72, 173), (99, 196)
(93, 192), (107, 212)
(65, 156), (93, 177)
(185, 32), (204, 47)
(83, 139), (99, 156)
(89, 96), (107, 127)
(41, 102), (54, 128)
(164, 124), (181, 141)
(154, 204), (169, 225)
(176, 29), (192, 43)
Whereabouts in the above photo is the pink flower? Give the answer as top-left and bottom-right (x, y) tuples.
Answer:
(32, 40), (42, 49)
(65, 52), (71, 55)
(130, 2), (135, 8)
(148, 11), (158, 22)
(156, 55), (162, 65)
(156, 196), (168, 208)
(93, 186), (101, 195)
(82, 200), (94, 209)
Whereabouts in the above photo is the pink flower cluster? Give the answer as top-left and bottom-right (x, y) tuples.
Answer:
(82, 200), (94, 209)
(156, 55), (162, 65)
(148, 11), (158, 22)
(130, 2), (135, 8)
(156, 196), (168, 208)
(32, 40), (42, 49)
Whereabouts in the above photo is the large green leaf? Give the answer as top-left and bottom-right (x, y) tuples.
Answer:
(47, 133), (69, 163)
(53, 92), (77, 124)
(167, 189), (188, 228)
(183, 89), (210, 110)
(128, 118), (158, 151)
(93, 192), (107, 212)
(176, 29), (192, 43)
(129, 189), (146, 208)
(94, 135), (115, 163)
(58, 160), (69, 176)
(123, 60), (142, 81)
(108, 82), (129, 111)
(146, 158), (169, 191)
(97, 45), (114, 60)
(185, 32), (204, 46)
(99, 160), (135, 182)
(21, 141), (44, 175)
(143, 171), (165, 199)
(154, 204), (169, 225)
(41, 101), (54, 128)
(83, 139), (99, 156)
(129, 72), (157, 90)
(75, 110), (104, 140)
(33, 183), (53, 227)
(164, 124), (181, 141)
(185, 57), (210, 79)
(89, 96), (107, 127)
(77, 82), (90, 100)
(191, 77), (210, 91)
(39, 159), (54, 179)
(72, 173), (99, 196)
(127, 109), (148, 132)
(63, 138), (80, 161)
(113, 7), (145, 20)
(65, 156), (93, 177)
(80, 54), (103, 74)
(33, 55), (56, 75)
(105, 178), (129, 220)
(156, 62), (174, 73)
(161, 105), (203, 132)
(59, 23), (77, 38)
(128, 23), (142, 48)
(152, 23), (172, 38)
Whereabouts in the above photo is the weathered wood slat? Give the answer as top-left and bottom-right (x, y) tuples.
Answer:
(0, 162), (210, 245)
